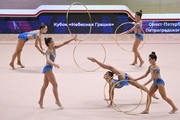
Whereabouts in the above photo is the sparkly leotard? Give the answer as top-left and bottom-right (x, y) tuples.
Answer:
(42, 47), (56, 73)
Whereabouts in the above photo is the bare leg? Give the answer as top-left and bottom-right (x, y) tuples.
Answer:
(131, 50), (137, 65)
(38, 75), (49, 108)
(128, 75), (159, 99)
(141, 84), (158, 114)
(129, 80), (148, 93)
(17, 52), (25, 68)
(158, 84), (178, 114)
(9, 39), (25, 69)
(45, 70), (63, 109)
(131, 40), (138, 65)
(132, 38), (144, 67)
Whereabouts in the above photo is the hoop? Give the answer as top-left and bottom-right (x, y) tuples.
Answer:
(104, 79), (142, 115)
(73, 39), (106, 72)
(110, 80), (143, 114)
(103, 78), (123, 112)
(66, 2), (92, 41)
(104, 74), (151, 115)
(114, 22), (146, 52)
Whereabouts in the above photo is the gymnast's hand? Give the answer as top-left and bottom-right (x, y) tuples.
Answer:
(87, 57), (96, 62)
(41, 48), (45, 51)
(132, 22), (136, 24)
(73, 34), (77, 41)
(119, 33), (124, 36)
(53, 63), (60, 69)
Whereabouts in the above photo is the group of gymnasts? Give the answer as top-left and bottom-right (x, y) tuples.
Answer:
(9, 10), (178, 114)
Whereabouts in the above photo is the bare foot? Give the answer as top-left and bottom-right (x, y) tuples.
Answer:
(17, 62), (25, 68)
(130, 62), (137, 65)
(139, 61), (144, 67)
(9, 63), (15, 69)
(140, 110), (149, 114)
(152, 94), (159, 100)
(38, 101), (44, 108)
(169, 108), (178, 114)
(55, 102), (63, 110)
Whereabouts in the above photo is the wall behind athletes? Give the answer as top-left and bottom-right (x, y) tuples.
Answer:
(0, 0), (180, 13)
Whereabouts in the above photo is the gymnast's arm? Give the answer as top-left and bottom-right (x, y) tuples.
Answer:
(143, 68), (158, 86)
(55, 35), (77, 49)
(135, 66), (150, 81)
(119, 24), (138, 36)
(87, 57), (121, 75)
(46, 52), (59, 68)
(104, 84), (112, 101)
(38, 36), (44, 50)
(109, 85), (114, 106)
(108, 84), (111, 100)
(35, 37), (45, 55)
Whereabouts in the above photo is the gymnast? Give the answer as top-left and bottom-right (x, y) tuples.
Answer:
(119, 10), (144, 67)
(87, 57), (159, 107)
(38, 35), (77, 109)
(9, 23), (48, 69)
(134, 52), (178, 114)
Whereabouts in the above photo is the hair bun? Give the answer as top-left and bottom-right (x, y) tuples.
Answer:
(151, 52), (156, 55)
(44, 37), (48, 41)
(140, 10), (142, 13)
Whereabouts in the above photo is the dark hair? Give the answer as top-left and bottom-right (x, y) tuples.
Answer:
(136, 10), (142, 18)
(40, 23), (47, 29)
(44, 37), (52, 47)
(107, 71), (114, 77)
(149, 52), (157, 61)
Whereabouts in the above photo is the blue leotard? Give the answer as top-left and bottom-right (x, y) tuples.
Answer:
(42, 47), (56, 74)
(18, 32), (38, 42)
(135, 23), (143, 41)
(110, 73), (130, 88)
(150, 67), (165, 87)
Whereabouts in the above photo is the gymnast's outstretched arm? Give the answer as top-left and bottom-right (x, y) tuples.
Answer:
(119, 23), (139, 36)
(55, 35), (77, 49)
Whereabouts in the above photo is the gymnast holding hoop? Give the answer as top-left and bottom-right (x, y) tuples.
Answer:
(119, 10), (144, 67)
(134, 52), (178, 114)
(87, 57), (159, 108)
(9, 23), (48, 69)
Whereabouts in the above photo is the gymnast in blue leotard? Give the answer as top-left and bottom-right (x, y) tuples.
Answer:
(110, 72), (129, 89)
(135, 22), (143, 41)
(135, 52), (178, 114)
(42, 47), (56, 74)
(9, 23), (48, 69)
(87, 57), (159, 107)
(38, 35), (77, 109)
(119, 10), (144, 67)
(18, 32), (38, 42)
